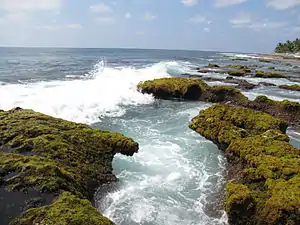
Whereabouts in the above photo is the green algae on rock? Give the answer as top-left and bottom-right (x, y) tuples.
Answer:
(137, 78), (300, 126)
(227, 70), (247, 77)
(137, 78), (209, 100)
(137, 78), (248, 104)
(255, 70), (287, 79)
(11, 192), (114, 225)
(279, 84), (300, 92)
(223, 65), (251, 73)
(0, 107), (139, 224)
(206, 63), (220, 68)
(204, 86), (248, 104)
(189, 104), (300, 225)
(258, 59), (272, 63)
(232, 58), (248, 61)
(189, 104), (287, 149)
(248, 95), (300, 126)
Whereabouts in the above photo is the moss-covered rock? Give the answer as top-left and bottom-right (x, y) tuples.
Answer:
(227, 70), (247, 77)
(259, 59), (272, 63)
(0, 108), (139, 224)
(255, 71), (287, 79)
(206, 63), (220, 68)
(204, 86), (248, 104)
(189, 104), (287, 149)
(138, 78), (249, 104)
(224, 65), (251, 73)
(137, 78), (209, 100)
(11, 191), (114, 225)
(224, 183), (255, 225)
(232, 58), (248, 61)
(279, 84), (300, 92)
(247, 96), (300, 126)
(189, 104), (300, 225)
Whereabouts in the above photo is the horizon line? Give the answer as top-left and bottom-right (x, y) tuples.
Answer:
(0, 45), (262, 54)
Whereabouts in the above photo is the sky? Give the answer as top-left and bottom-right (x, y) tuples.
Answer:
(0, 0), (299, 53)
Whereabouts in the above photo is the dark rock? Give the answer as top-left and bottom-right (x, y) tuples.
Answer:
(137, 78), (300, 126)
(189, 104), (299, 225)
(255, 70), (287, 78)
(0, 108), (139, 224)
(258, 82), (276, 87)
(279, 84), (300, 92)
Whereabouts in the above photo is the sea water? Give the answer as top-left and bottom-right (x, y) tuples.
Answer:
(0, 47), (299, 225)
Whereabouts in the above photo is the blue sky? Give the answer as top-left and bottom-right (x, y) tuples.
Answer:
(0, 0), (299, 52)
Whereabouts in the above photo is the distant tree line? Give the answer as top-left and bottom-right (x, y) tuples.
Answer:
(275, 38), (300, 53)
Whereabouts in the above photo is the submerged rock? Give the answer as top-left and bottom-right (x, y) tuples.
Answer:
(189, 104), (300, 225)
(0, 108), (139, 224)
(279, 84), (300, 92)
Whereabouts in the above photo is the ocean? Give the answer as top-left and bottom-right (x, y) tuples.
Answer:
(0, 47), (299, 225)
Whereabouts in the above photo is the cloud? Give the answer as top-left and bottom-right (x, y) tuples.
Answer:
(136, 31), (145, 35)
(230, 13), (253, 25)
(204, 27), (210, 32)
(266, 0), (300, 10)
(186, 15), (209, 24)
(0, 0), (62, 11)
(90, 3), (112, 13)
(293, 26), (300, 32)
(125, 12), (132, 19)
(66, 24), (82, 29)
(182, 0), (198, 7)
(230, 12), (287, 31)
(144, 12), (156, 21)
(247, 21), (287, 30)
(35, 24), (83, 30)
(214, 0), (248, 7)
(0, 11), (29, 24)
(95, 17), (115, 24)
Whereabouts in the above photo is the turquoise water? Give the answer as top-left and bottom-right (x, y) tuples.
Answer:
(0, 47), (299, 225)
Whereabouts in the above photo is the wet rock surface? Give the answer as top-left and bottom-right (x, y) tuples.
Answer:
(0, 108), (139, 224)
(189, 104), (300, 225)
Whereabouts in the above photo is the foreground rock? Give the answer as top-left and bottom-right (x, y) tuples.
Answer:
(279, 84), (300, 92)
(137, 78), (300, 126)
(189, 104), (300, 225)
(0, 108), (139, 225)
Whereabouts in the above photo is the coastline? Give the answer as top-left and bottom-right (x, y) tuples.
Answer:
(249, 52), (300, 63)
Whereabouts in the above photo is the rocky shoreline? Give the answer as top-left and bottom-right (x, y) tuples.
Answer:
(0, 108), (138, 224)
(1, 58), (299, 224)
(137, 59), (300, 224)
(137, 77), (300, 126)
(190, 105), (299, 225)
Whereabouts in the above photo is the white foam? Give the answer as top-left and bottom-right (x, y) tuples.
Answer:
(0, 61), (185, 124)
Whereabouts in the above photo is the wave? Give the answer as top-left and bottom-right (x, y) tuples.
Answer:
(0, 60), (190, 124)
(219, 52), (259, 59)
